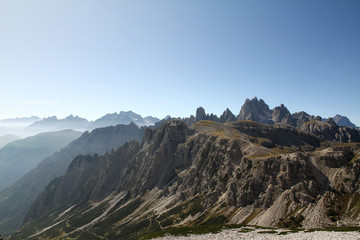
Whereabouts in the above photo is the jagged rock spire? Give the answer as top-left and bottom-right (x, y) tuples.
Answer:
(219, 108), (236, 123)
(237, 97), (273, 124)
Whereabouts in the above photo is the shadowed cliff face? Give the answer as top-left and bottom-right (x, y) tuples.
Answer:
(13, 120), (360, 240)
(24, 120), (190, 222)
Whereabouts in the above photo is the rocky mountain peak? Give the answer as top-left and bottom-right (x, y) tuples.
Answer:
(44, 116), (58, 121)
(272, 104), (294, 126)
(326, 117), (338, 127)
(292, 111), (314, 127)
(237, 97), (273, 124)
(184, 107), (219, 126)
(315, 116), (323, 121)
(219, 108), (236, 123)
(195, 107), (207, 122)
(64, 115), (87, 121)
(143, 119), (189, 151)
(258, 98), (266, 105)
(182, 99), (359, 143)
(64, 114), (76, 119)
(333, 114), (356, 128)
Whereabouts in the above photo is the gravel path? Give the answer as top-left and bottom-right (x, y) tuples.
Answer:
(152, 227), (360, 240)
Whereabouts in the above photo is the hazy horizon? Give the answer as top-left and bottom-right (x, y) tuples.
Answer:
(0, 98), (358, 127)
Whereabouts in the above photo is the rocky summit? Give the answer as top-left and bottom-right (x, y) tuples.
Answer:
(237, 97), (273, 124)
(333, 114), (357, 128)
(183, 98), (360, 143)
(11, 115), (360, 240)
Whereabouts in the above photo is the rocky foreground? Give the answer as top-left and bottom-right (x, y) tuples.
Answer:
(153, 227), (360, 240)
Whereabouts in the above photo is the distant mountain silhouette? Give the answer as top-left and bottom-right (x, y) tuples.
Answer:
(88, 111), (160, 129)
(27, 115), (90, 132)
(0, 112), (160, 138)
(0, 117), (40, 138)
(0, 117), (40, 127)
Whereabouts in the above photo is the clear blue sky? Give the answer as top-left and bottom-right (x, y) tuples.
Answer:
(1, 0), (359, 125)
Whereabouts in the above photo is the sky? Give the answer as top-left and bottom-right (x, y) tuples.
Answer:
(0, 0), (359, 126)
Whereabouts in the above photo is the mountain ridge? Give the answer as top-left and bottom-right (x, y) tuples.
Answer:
(0, 99), (358, 137)
(182, 98), (360, 143)
(13, 118), (360, 239)
(88, 111), (160, 129)
(0, 111), (161, 138)
(2, 98), (360, 238)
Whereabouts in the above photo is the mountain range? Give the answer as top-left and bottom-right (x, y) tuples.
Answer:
(88, 111), (160, 129)
(0, 111), (160, 138)
(184, 97), (359, 143)
(12, 119), (360, 239)
(185, 97), (358, 129)
(0, 117), (40, 127)
(1, 97), (360, 239)
(27, 115), (90, 133)
(0, 101), (357, 140)
(0, 117), (40, 138)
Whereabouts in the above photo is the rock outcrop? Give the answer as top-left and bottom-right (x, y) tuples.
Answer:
(184, 107), (219, 126)
(300, 118), (360, 143)
(333, 114), (357, 128)
(219, 108), (237, 123)
(195, 107), (207, 122)
(272, 104), (296, 126)
(237, 97), (273, 124)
